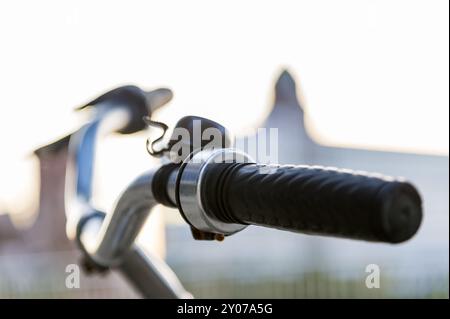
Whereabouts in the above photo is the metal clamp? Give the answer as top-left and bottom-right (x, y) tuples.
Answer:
(176, 148), (253, 236)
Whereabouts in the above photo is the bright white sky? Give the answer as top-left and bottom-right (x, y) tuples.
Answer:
(0, 0), (448, 214)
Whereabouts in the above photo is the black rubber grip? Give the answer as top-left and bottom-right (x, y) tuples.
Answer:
(203, 163), (422, 243)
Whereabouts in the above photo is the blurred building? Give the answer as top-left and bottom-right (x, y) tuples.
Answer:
(0, 137), (139, 298)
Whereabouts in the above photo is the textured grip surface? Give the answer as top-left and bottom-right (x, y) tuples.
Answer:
(205, 163), (422, 243)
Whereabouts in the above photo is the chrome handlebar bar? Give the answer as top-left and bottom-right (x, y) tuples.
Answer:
(64, 90), (191, 299)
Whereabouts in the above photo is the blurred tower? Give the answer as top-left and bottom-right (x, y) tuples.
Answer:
(250, 69), (320, 165)
(0, 137), (72, 254)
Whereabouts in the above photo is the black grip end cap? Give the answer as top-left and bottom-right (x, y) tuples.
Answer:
(378, 182), (423, 243)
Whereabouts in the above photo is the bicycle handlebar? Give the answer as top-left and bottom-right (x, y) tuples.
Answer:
(175, 149), (422, 243)
(63, 85), (423, 300)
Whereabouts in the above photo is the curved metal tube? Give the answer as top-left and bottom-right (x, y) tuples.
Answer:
(79, 171), (157, 266)
(65, 105), (130, 239)
(64, 103), (190, 298)
(78, 170), (190, 298)
(120, 247), (192, 299)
